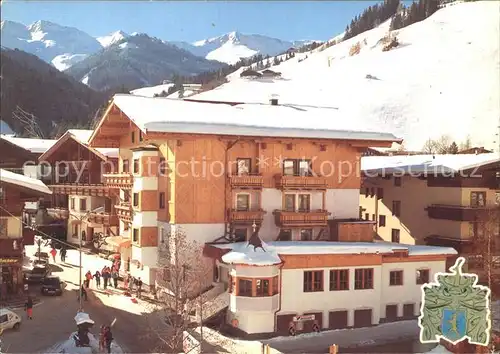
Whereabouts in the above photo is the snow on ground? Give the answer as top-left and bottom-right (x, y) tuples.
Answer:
(131, 83), (175, 97)
(0, 168), (52, 195)
(51, 53), (88, 71)
(191, 1), (500, 151)
(423, 345), (452, 353)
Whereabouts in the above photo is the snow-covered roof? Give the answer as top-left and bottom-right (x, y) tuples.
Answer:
(0, 135), (57, 154)
(214, 241), (456, 266)
(109, 94), (400, 143)
(0, 168), (52, 195)
(39, 129), (118, 161)
(131, 83), (175, 98)
(362, 153), (500, 175)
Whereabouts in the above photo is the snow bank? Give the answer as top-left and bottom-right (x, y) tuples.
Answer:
(221, 241), (282, 266)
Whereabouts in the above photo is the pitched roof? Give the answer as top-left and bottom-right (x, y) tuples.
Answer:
(92, 94), (401, 144)
(361, 153), (500, 175)
(0, 135), (57, 154)
(0, 169), (52, 195)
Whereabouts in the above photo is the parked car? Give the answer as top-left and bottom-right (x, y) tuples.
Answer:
(25, 265), (51, 283)
(40, 276), (63, 296)
(33, 259), (49, 267)
(34, 251), (49, 260)
(0, 308), (21, 331)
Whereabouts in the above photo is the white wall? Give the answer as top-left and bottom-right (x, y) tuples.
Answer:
(325, 189), (359, 219)
(133, 211), (158, 227)
(133, 177), (158, 191)
(260, 188), (281, 242)
(130, 245), (158, 285)
(171, 223), (225, 244)
(1, 217), (22, 238)
(227, 310), (276, 334)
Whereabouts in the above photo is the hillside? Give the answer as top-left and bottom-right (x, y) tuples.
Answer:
(0, 48), (108, 137)
(65, 34), (227, 91)
(191, 1), (500, 151)
(0, 20), (102, 70)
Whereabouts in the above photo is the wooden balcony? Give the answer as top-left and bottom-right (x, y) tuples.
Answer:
(229, 209), (266, 224)
(229, 174), (264, 189)
(275, 175), (328, 190)
(103, 173), (134, 189)
(49, 183), (110, 197)
(87, 211), (119, 226)
(274, 209), (330, 227)
(47, 207), (69, 219)
(114, 203), (133, 223)
(426, 204), (490, 222)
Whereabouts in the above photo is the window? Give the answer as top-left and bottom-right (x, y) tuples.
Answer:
(256, 279), (270, 297)
(416, 269), (430, 284)
(131, 131), (135, 143)
(359, 207), (363, 219)
(470, 191), (486, 207)
(79, 198), (87, 211)
(70, 198), (75, 210)
(132, 228), (139, 242)
(379, 215), (386, 227)
(236, 158), (251, 175)
(123, 159), (130, 173)
(392, 201), (401, 217)
(0, 314), (7, 323)
(300, 229), (313, 241)
(277, 229), (291, 241)
(394, 177), (402, 186)
(377, 188), (384, 199)
(283, 159), (312, 176)
(364, 213), (369, 220)
(139, 131), (143, 142)
(469, 222), (484, 238)
(391, 229), (400, 243)
(372, 214), (376, 221)
(303, 270), (323, 292)
(124, 223), (129, 231)
(330, 269), (349, 291)
(298, 194), (310, 211)
(133, 159), (139, 174)
(238, 279), (252, 297)
(133, 193), (139, 207)
(236, 194), (250, 211)
(354, 268), (373, 290)
(389, 270), (403, 286)
(234, 229), (247, 242)
(123, 192), (130, 203)
(159, 157), (166, 175)
(283, 160), (295, 176)
(72, 224), (78, 238)
(272, 276), (279, 295)
(159, 192), (165, 209)
(284, 194), (295, 211)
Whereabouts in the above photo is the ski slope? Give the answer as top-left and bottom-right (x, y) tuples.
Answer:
(192, 1), (500, 151)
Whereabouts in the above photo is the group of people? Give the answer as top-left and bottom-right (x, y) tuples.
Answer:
(85, 266), (119, 290)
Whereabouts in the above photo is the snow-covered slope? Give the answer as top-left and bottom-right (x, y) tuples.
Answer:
(172, 31), (310, 65)
(131, 83), (175, 97)
(0, 20), (102, 70)
(191, 1), (500, 151)
(97, 30), (129, 47)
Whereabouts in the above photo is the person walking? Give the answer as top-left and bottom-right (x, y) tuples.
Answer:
(93, 270), (101, 288)
(25, 296), (33, 320)
(103, 268), (110, 290)
(50, 248), (57, 263)
(99, 325), (106, 352)
(111, 270), (119, 289)
(104, 325), (113, 354)
(84, 271), (93, 288)
(136, 277), (143, 299)
(78, 284), (88, 301)
(60, 247), (67, 262)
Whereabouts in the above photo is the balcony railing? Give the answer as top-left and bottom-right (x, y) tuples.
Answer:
(114, 203), (133, 223)
(274, 209), (330, 227)
(87, 211), (119, 226)
(426, 204), (491, 222)
(229, 209), (266, 224)
(103, 173), (134, 189)
(49, 183), (110, 197)
(47, 207), (69, 219)
(275, 175), (328, 190)
(229, 174), (264, 188)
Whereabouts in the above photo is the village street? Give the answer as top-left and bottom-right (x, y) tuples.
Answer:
(1, 244), (160, 353)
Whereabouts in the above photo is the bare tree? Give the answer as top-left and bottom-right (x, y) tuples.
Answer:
(150, 227), (227, 353)
(422, 138), (439, 154)
(422, 135), (454, 154)
(13, 106), (44, 138)
(459, 135), (473, 151)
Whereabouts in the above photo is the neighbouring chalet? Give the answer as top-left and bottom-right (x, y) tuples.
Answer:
(260, 69), (281, 78)
(0, 169), (52, 298)
(240, 69), (262, 78)
(360, 153), (500, 274)
(85, 93), (456, 335)
(38, 130), (121, 254)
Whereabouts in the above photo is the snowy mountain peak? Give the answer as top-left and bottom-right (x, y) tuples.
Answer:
(27, 19), (62, 32)
(97, 30), (129, 47)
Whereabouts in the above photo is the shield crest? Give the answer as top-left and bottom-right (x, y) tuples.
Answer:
(441, 308), (467, 342)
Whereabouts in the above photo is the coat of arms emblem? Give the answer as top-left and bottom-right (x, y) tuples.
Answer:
(418, 257), (491, 346)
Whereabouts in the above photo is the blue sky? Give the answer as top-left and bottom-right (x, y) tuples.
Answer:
(2, 1), (381, 42)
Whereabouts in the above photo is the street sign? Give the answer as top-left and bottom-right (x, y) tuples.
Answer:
(293, 314), (315, 322)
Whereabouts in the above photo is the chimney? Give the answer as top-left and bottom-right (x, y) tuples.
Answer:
(269, 98), (278, 106)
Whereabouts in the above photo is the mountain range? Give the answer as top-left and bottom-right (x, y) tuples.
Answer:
(0, 19), (312, 69)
